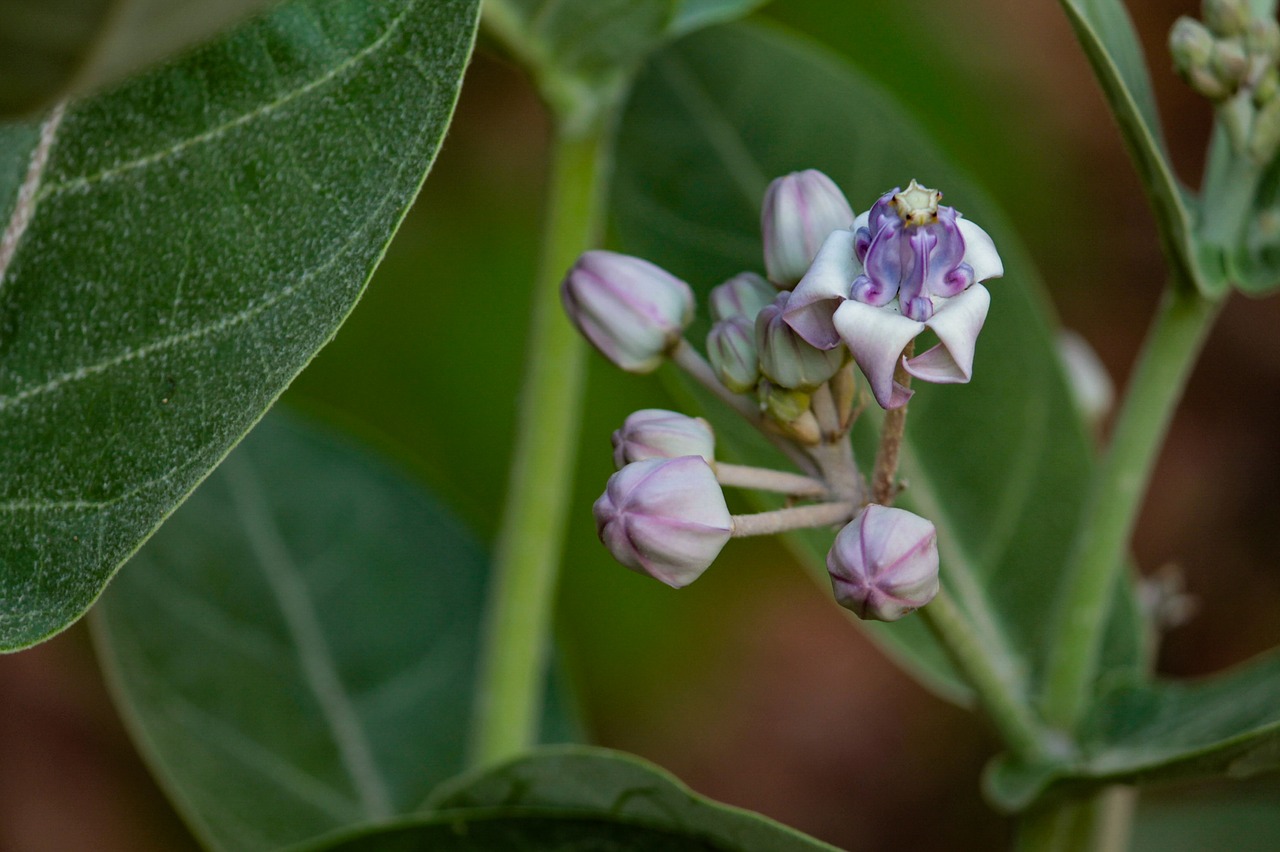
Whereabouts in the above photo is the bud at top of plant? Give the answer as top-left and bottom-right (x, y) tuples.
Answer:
(710, 271), (776, 322)
(1203, 0), (1249, 38)
(1211, 38), (1249, 90)
(593, 456), (733, 588)
(761, 169), (855, 287)
(611, 409), (715, 469)
(756, 292), (845, 392)
(1171, 17), (1216, 72)
(561, 250), (694, 374)
(827, 505), (939, 621)
(707, 316), (760, 394)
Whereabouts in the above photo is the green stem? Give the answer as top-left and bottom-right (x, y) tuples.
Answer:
(469, 118), (613, 767)
(920, 589), (1054, 763)
(1042, 288), (1219, 731)
(1014, 786), (1135, 852)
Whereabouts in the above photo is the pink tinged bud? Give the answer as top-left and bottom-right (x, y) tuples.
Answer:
(561, 250), (695, 374)
(709, 272), (775, 322)
(611, 409), (715, 469)
(756, 292), (845, 392)
(707, 316), (760, 393)
(827, 505), (939, 622)
(593, 457), (733, 588)
(761, 169), (855, 287)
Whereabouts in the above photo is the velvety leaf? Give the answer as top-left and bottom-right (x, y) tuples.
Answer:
(612, 23), (1148, 704)
(92, 414), (578, 851)
(1058, 0), (1208, 295)
(0, 0), (282, 117)
(294, 746), (839, 851)
(0, 0), (479, 650)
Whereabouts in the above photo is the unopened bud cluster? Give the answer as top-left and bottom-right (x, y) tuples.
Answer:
(564, 170), (1004, 621)
(1172, 1), (1280, 162)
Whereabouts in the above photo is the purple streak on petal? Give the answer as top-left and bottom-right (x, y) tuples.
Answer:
(850, 274), (895, 307)
(832, 298), (923, 409)
(901, 295), (934, 322)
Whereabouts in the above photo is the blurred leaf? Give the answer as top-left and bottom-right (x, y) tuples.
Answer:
(0, 0), (479, 650)
(483, 0), (764, 124)
(1131, 779), (1280, 852)
(93, 413), (578, 851)
(1058, 0), (1209, 296)
(0, 0), (283, 117)
(612, 23), (1148, 704)
(295, 746), (839, 851)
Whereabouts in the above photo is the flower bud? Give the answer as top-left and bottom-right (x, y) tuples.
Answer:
(1249, 91), (1280, 162)
(1211, 38), (1249, 91)
(1203, 0), (1249, 38)
(561, 250), (694, 373)
(707, 316), (760, 393)
(593, 456), (733, 588)
(756, 292), (845, 392)
(827, 505), (939, 621)
(761, 169), (855, 287)
(1171, 17), (1215, 70)
(611, 409), (715, 469)
(757, 380), (811, 424)
(709, 272), (775, 322)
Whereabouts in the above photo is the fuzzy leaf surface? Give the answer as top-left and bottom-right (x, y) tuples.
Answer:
(0, 0), (479, 649)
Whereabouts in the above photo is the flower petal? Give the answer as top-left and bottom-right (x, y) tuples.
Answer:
(956, 218), (1003, 282)
(905, 284), (990, 384)
(784, 228), (860, 350)
(832, 298), (924, 409)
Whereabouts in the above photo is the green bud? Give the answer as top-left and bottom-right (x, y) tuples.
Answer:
(1203, 0), (1250, 38)
(758, 380), (809, 423)
(1211, 38), (1249, 92)
(1255, 65), (1279, 106)
(1249, 91), (1280, 162)
(707, 317), (760, 394)
(1246, 17), (1280, 62)
(1171, 17), (1216, 71)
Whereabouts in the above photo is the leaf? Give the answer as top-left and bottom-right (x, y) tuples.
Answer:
(0, 0), (480, 650)
(611, 23), (1149, 704)
(295, 746), (839, 851)
(92, 413), (579, 851)
(482, 0), (765, 123)
(1058, 0), (1209, 296)
(0, 0), (283, 117)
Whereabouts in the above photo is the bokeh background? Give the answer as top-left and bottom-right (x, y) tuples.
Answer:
(4, 1), (1280, 849)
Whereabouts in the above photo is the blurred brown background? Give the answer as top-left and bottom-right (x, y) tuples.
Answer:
(3, 1), (1278, 850)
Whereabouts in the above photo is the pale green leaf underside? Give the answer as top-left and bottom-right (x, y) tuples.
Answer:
(1058, 0), (1206, 295)
(294, 746), (839, 851)
(93, 414), (580, 852)
(0, 0), (480, 650)
(612, 22), (1147, 703)
(0, 0), (284, 117)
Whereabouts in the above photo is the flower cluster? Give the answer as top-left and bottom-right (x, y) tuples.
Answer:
(562, 170), (1003, 621)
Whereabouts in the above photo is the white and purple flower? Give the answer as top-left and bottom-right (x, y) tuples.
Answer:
(784, 180), (1003, 409)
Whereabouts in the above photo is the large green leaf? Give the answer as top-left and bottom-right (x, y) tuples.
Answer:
(0, 0), (479, 650)
(1058, 0), (1207, 295)
(92, 413), (578, 851)
(612, 23), (1148, 705)
(295, 746), (838, 851)
(0, 0), (283, 117)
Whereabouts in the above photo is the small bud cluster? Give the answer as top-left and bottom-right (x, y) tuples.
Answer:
(564, 170), (1004, 621)
(1172, 1), (1280, 162)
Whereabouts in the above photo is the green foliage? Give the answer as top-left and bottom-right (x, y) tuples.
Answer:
(294, 746), (838, 851)
(612, 22), (1147, 704)
(1058, 0), (1207, 296)
(93, 413), (577, 851)
(0, 0), (479, 650)
(0, 0), (282, 117)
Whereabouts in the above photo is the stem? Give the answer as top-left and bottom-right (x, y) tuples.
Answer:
(871, 340), (913, 505)
(1014, 787), (1135, 852)
(714, 462), (828, 497)
(920, 589), (1053, 762)
(470, 119), (613, 767)
(1042, 289), (1219, 731)
(730, 502), (855, 536)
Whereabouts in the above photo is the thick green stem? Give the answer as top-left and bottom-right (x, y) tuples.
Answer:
(920, 589), (1054, 763)
(469, 120), (613, 767)
(1042, 289), (1219, 731)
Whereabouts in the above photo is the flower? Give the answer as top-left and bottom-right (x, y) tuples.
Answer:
(784, 180), (1003, 409)
(709, 271), (775, 322)
(593, 456), (733, 588)
(761, 169), (855, 287)
(611, 409), (715, 469)
(826, 504), (939, 621)
(707, 315), (760, 393)
(561, 250), (694, 373)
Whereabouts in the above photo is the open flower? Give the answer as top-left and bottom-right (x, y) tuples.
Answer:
(784, 180), (1003, 409)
